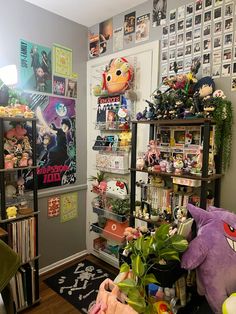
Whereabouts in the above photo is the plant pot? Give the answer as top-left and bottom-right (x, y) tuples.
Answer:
(150, 214), (159, 222)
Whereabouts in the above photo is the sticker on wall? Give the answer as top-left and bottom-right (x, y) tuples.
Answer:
(48, 196), (60, 218)
(113, 27), (124, 51)
(20, 39), (52, 93)
(60, 192), (78, 223)
(153, 0), (167, 27)
(53, 76), (66, 96)
(22, 93), (76, 189)
(136, 13), (150, 43)
(89, 33), (100, 58)
(53, 44), (72, 78)
(124, 11), (136, 35)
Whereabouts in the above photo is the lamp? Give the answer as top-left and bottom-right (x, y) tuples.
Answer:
(0, 65), (17, 87)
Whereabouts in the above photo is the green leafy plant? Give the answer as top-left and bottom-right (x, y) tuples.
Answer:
(110, 198), (130, 215)
(89, 171), (106, 183)
(117, 224), (188, 313)
(212, 97), (233, 172)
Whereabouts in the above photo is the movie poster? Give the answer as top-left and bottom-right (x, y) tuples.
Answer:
(22, 93), (76, 189)
(124, 12), (136, 35)
(153, 0), (167, 27)
(89, 33), (100, 58)
(136, 14), (150, 43)
(20, 39), (52, 93)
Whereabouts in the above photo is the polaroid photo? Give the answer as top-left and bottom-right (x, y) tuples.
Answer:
(224, 33), (233, 47)
(202, 64), (211, 76)
(186, 17), (193, 29)
(212, 64), (221, 78)
(185, 44), (192, 56)
(162, 50), (168, 61)
(177, 60), (184, 71)
(223, 48), (232, 62)
(214, 0), (223, 6)
(203, 53), (211, 64)
(213, 36), (222, 49)
(162, 26), (168, 37)
(162, 38), (169, 49)
(177, 46), (184, 58)
(222, 63), (231, 76)
(169, 49), (176, 60)
(231, 77), (236, 91)
(204, 10), (212, 23)
(177, 20), (184, 32)
(186, 3), (194, 16)
(203, 38), (211, 51)
(225, 3), (234, 18)
(186, 30), (193, 42)
(178, 5), (185, 20)
(203, 24), (211, 37)
(234, 47), (236, 59)
(177, 33), (184, 45)
(193, 41), (201, 54)
(169, 34), (176, 47)
(195, 0), (203, 12)
(213, 50), (222, 64)
(184, 58), (192, 71)
(214, 7), (222, 20)
(170, 23), (176, 34)
(169, 61), (176, 72)
(204, 0), (212, 9)
(214, 21), (222, 34)
(161, 63), (168, 76)
(225, 18), (233, 33)
(232, 63), (236, 74)
(193, 28), (201, 40)
(195, 14), (202, 26)
(169, 8), (176, 21)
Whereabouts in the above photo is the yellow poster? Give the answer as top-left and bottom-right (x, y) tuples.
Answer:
(53, 44), (72, 78)
(60, 192), (78, 223)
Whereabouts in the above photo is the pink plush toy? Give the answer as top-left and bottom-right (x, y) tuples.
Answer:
(181, 204), (236, 314)
(5, 125), (27, 140)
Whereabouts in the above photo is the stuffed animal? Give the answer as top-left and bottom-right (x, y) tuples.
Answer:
(181, 204), (236, 314)
(6, 206), (18, 219)
(222, 293), (236, 314)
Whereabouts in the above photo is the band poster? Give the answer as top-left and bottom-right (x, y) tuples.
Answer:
(20, 39), (52, 93)
(23, 93), (76, 189)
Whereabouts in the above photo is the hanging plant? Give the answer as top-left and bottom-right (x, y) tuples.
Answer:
(212, 97), (233, 172)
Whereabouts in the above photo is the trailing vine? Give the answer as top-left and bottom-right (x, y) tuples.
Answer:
(213, 97), (233, 172)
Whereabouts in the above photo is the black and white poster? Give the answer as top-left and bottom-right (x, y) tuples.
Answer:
(153, 0), (167, 27)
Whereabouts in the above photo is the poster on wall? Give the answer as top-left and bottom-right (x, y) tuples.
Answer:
(113, 27), (124, 51)
(124, 12), (136, 35)
(48, 196), (60, 218)
(20, 39), (52, 93)
(53, 76), (66, 96)
(53, 44), (72, 78)
(136, 14), (150, 43)
(22, 93), (76, 189)
(152, 0), (167, 27)
(65, 78), (77, 98)
(88, 33), (100, 58)
(99, 18), (113, 41)
(60, 192), (78, 223)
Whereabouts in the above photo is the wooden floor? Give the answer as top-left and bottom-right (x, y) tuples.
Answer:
(24, 254), (118, 314)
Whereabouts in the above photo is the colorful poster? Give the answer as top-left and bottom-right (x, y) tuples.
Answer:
(48, 196), (60, 218)
(99, 18), (113, 41)
(65, 78), (77, 98)
(53, 76), (66, 96)
(136, 14), (150, 43)
(89, 33), (100, 58)
(22, 93), (76, 189)
(20, 39), (52, 93)
(53, 44), (72, 78)
(124, 12), (136, 35)
(153, 0), (167, 27)
(113, 27), (124, 51)
(60, 192), (78, 223)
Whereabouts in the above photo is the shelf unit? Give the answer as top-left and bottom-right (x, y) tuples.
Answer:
(0, 117), (39, 313)
(130, 118), (222, 226)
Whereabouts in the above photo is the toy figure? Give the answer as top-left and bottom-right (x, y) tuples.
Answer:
(159, 160), (167, 172)
(22, 136), (32, 154)
(6, 206), (18, 219)
(17, 177), (25, 196)
(4, 154), (14, 169)
(193, 76), (215, 115)
(173, 154), (184, 174)
(119, 131), (131, 147)
(19, 152), (29, 167)
(5, 185), (16, 199)
(144, 140), (160, 166)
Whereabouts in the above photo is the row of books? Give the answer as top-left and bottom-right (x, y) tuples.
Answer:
(9, 262), (37, 310)
(8, 217), (36, 263)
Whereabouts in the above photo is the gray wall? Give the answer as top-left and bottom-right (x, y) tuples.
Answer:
(0, 0), (88, 267)
(89, 0), (236, 211)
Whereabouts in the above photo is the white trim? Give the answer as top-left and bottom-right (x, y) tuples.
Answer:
(39, 250), (88, 275)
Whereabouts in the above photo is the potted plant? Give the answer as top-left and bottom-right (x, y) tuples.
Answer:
(109, 198), (130, 222)
(150, 208), (160, 222)
(117, 224), (188, 313)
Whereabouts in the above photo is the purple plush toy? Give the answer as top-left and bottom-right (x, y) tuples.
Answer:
(181, 204), (236, 314)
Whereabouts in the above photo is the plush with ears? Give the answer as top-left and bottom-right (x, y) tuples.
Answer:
(181, 204), (236, 314)
(222, 293), (236, 314)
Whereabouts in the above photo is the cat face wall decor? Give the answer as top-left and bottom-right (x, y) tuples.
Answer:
(106, 180), (128, 199)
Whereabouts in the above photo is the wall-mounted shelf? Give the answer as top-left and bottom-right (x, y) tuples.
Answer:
(93, 206), (128, 222)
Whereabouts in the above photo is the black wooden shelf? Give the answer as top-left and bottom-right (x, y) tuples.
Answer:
(20, 255), (40, 267)
(0, 165), (38, 173)
(0, 211), (40, 223)
(0, 116), (36, 122)
(130, 168), (223, 181)
(132, 118), (215, 126)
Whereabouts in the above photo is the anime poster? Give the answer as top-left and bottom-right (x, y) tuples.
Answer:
(48, 196), (60, 218)
(136, 14), (150, 43)
(152, 0), (167, 27)
(124, 12), (136, 35)
(89, 33), (100, 58)
(65, 78), (77, 98)
(22, 93), (76, 189)
(60, 192), (78, 223)
(20, 39), (52, 93)
(53, 44), (72, 78)
(53, 76), (66, 96)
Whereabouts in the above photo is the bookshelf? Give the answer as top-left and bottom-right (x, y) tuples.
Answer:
(0, 117), (39, 312)
(130, 118), (222, 226)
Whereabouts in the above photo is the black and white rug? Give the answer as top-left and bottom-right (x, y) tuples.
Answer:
(44, 259), (116, 313)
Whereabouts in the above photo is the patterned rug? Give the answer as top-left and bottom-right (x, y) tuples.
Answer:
(44, 258), (117, 313)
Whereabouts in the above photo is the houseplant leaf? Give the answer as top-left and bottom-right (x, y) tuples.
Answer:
(127, 298), (146, 313)
(117, 278), (136, 289)
(154, 224), (170, 240)
(132, 255), (145, 277)
(171, 236), (188, 252)
(119, 262), (130, 273)
(143, 273), (158, 285)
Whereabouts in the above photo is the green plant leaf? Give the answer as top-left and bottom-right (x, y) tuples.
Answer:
(117, 278), (136, 289)
(143, 273), (158, 285)
(154, 224), (170, 240)
(171, 237), (188, 252)
(132, 255), (145, 277)
(119, 262), (130, 273)
(159, 250), (180, 261)
(127, 298), (146, 313)
(134, 236), (143, 251)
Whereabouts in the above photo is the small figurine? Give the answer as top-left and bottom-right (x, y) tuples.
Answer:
(174, 154), (184, 174)
(144, 140), (160, 166)
(19, 152), (29, 167)
(159, 160), (167, 172)
(193, 76), (215, 116)
(166, 159), (173, 173)
(4, 154), (14, 169)
(5, 185), (17, 199)
(17, 177), (25, 196)
(136, 156), (145, 170)
(6, 206), (18, 219)
(22, 136), (32, 153)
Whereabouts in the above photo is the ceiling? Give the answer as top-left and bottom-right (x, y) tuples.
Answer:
(24, 0), (148, 27)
